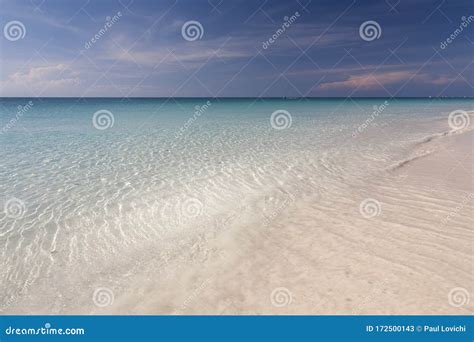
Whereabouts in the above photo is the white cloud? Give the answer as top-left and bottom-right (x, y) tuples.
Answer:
(1, 64), (81, 96)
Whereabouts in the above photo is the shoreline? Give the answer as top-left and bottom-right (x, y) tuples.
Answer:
(99, 124), (473, 315)
(2, 114), (472, 315)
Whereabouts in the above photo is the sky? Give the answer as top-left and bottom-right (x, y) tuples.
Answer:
(0, 0), (473, 97)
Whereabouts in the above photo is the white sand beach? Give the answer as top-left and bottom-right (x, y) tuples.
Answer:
(100, 123), (473, 315)
(1, 101), (472, 315)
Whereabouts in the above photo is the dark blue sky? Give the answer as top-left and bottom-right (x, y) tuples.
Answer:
(0, 0), (473, 97)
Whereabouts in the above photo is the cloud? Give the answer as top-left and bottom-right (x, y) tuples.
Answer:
(0, 0), (470, 97)
(109, 45), (249, 68)
(9, 64), (80, 86)
(318, 70), (455, 90)
(319, 71), (412, 90)
(1, 64), (81, 96)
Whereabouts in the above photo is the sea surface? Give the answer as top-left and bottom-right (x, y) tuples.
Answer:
(0, 98), (472, 313)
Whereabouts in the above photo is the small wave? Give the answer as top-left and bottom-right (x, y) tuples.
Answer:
(390, 114), (473, 171)
(413, 131), (450, 147)
(413, 124), (474, 148)
(390, 150), (435, 171)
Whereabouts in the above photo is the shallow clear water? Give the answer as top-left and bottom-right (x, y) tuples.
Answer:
(0, 98), (472, 312)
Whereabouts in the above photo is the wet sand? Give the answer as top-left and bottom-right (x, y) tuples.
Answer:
(104, 129), (473, 315)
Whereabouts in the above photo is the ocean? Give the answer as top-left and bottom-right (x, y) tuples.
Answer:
(0, 97), (472, 313)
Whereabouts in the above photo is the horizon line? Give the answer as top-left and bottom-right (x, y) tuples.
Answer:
(1, 96), (473, 99)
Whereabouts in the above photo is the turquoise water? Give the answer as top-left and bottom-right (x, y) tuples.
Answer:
(0, 98), (472, 312)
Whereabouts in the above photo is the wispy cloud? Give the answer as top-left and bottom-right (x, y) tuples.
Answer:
(1, 65), (81, 95)
(319, 70), (457, 90)
(0, 0), (471, 97)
